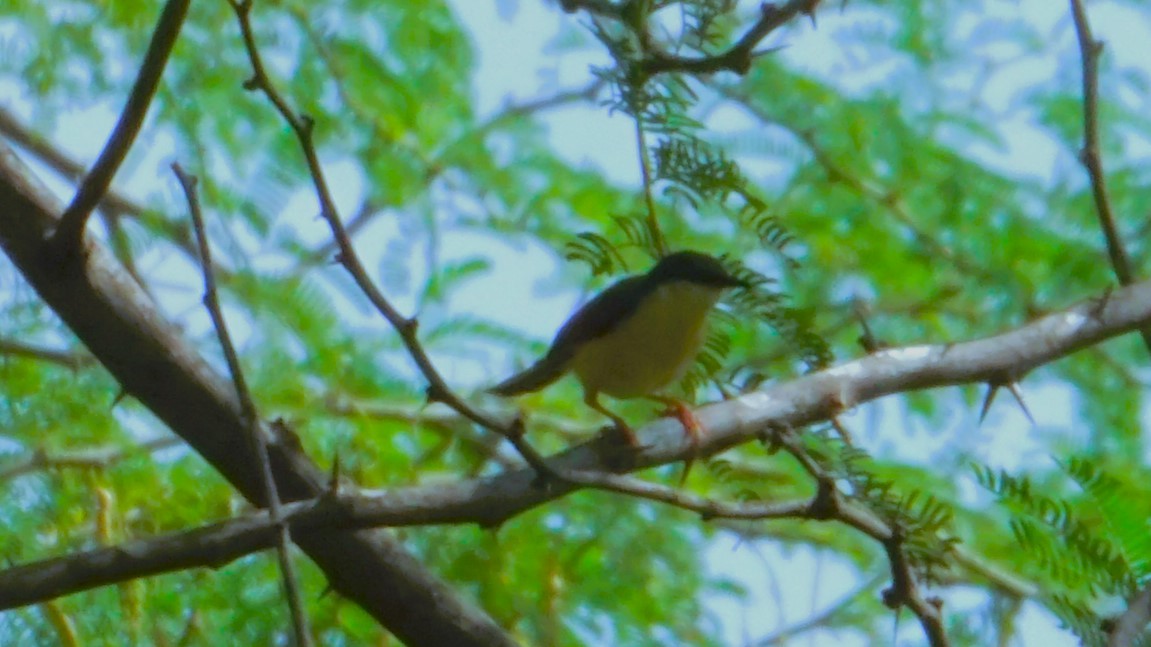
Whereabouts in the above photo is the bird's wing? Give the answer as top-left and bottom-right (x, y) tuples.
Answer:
(546, 274), (650, 364)
(488, 275), (650, 396)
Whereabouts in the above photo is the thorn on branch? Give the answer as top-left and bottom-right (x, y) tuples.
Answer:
(881, 585), (900, 610)
(977, 383), (998, 425)
(854, 299), (888, 353)
(425, 383), (447, 405)
(328, 452), (342, 496)
(978, 377), (1034, 426)
(801, 3), (818, 28)
(1090, 285), (1114, 319)
(508, 414), (526, 440)
(110, 389), (129, 409)
(1004, 382), (1035, 426)
(761, 422), (792, 454)
(530, 471), (551, 491)
(270, 417), (304, 452)
(807, 478), (839, 519)
(830, 417), (855, 446)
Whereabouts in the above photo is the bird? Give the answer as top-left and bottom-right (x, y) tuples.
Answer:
(489, 250), (747, 450)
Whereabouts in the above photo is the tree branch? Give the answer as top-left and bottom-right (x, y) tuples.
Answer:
(1069, 0), (1129, 284)
(1068, 0), (1150, 356)
(756, 575), (884, 646)
(1108, 584), (1151, 647)
(637, 1), (822, 77)
(172, 163), (312, 647)
(5, 276), (1151, 618)
(0, 108), (147, 218)
(0, 107), (205, 269)
(50, 0), (190, 255)
(227, 0), (558, 481)
(563, 0), (820, 77)
(0, 437), (181, 483)
(0, 134), (516, 647)
(0, 474), (877, 610)
(0, 338), (94, 370)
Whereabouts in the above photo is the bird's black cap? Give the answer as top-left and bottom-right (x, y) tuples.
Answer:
(647, 251), (748, 288)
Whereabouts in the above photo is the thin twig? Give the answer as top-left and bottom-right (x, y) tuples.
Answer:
(634, 112), (668, 255)
(881, 533), (949, 647)
(473, 80), (605, 135)
(0, 107), (207, 270)
(1068, 0), (1151, 355)
(558, 0), (621, 18)
(768, 427), (949, 645)
(0, 338), (93, 370)
(0, 437), (181, 482)
(638, 0), (822, 77)
(171, 163), (312, 647)
(564, 0), (821, 77)
(51, 0), (190, 255)
(298, 81), (605, 267)
(226, 0), (558, 480)
(0, 108), (148, 218)
(755, 574), (884, 646)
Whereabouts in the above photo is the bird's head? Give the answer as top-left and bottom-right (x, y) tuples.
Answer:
(646, 251), (748, 289)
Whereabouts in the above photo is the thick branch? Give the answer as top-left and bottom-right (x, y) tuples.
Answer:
(0, 137), (514, 646)
(0, 107), (205, 268)
(5, 276), (1151, 611)
(51, 0), (190, 254)
(0, 108), (147, 218)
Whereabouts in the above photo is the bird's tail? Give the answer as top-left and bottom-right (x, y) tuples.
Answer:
(488, 357), (566, 396)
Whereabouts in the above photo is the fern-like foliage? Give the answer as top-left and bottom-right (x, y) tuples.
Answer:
(973, 459), (1151, 646)
(653, 135), (747, 206)
(824, 438), (959, 583)
(563, 214), (661, 276)
(564, 1), (831, 398)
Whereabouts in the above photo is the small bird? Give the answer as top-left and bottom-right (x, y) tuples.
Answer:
(489, 250), (747, 449)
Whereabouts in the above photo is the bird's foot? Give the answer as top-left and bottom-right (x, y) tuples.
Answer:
(595, 421), (644, 471)
(655, 399), (702, 485)
(613, 420), (639, 447)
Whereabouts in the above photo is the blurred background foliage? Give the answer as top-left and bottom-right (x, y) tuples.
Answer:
(2, 0), (1151, 645)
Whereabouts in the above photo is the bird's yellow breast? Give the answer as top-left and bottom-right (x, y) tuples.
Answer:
(569, 281), (722, 399)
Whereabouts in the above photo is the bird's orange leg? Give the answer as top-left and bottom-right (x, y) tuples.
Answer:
(648, 395), (701, 484)
(584, 390), (638, 446)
